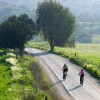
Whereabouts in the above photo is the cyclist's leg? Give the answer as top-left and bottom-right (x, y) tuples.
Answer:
(80, 77), (84, 86)
(82, 77), (84, 86)
(63, 74), (64, 79)
(63, 71), (66, 80)
(63, 71), (65, 79)
(80, 77), (82, 84)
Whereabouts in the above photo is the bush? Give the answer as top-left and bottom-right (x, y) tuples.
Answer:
(16, 75), (32, 85)
(22, 92), (36, 100)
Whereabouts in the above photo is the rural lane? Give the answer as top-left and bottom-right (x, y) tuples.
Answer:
(25, 48), (100, 100)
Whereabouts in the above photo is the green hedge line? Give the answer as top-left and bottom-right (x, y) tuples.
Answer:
(69, 57), (100, 79)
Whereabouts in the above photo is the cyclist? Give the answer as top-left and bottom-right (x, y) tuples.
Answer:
(62, 63), (68, 79)
(78, 69), (84, 86)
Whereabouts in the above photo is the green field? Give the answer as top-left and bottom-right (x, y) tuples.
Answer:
(27, 42), (100, 79)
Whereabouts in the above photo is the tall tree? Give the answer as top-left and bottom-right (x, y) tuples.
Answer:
(36, 0), (75, 51)
(0, 14), (35, 55)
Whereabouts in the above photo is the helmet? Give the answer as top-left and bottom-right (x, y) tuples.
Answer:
(63, 64), (68, 68)
(64, 63), (67, 66)
(81, 69), (83, 71)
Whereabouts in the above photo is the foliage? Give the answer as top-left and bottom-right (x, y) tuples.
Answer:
(0, 14), (35, 55)
(0, 50), (61, 100)
(1, 0), (100, 44)
(0, 50), (13, 100)
(36, 0), (75, 51)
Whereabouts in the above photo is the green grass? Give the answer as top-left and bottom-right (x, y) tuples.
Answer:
(26, 42), (100, 79)
(0, 50), (13, 100)
(27, 41), (50, 51)
(0, 50), (61, 100)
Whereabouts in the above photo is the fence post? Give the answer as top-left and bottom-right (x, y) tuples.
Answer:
(45, 96), (48, 100)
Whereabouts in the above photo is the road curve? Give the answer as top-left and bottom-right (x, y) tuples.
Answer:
(25, 48), (100, 100)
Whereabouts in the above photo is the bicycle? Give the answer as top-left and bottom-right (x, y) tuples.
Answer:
(63, 71), (67, 80)
(80, 76), (84, 86)
(78, 69), (84, 86)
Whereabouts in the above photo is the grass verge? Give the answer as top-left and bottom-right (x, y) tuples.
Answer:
(26, 42), (100, 79)
(0, 50), (62, 100)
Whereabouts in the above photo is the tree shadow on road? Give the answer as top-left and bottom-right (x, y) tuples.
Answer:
(30, 51), (52, 57)
(98, 81), (100, 86)
(69, 85), (82, 91)
(50, 80), (64, 87)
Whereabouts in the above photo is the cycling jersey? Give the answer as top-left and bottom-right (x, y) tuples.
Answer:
(63, 68), (68, 72)
(63, 64), (68, 70)
(79, 71), (84, 77)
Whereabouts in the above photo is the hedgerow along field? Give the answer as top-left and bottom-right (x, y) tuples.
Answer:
(26, 42), (100, 79)
(0, 50), (62, 100)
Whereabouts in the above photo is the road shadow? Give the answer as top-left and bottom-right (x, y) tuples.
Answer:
(31, 52), (51, 57)
(98, 81), (100, 86)
(25, 48), (52, 56)
(50, 80), (64, 87)
(69, 85), (82, 91)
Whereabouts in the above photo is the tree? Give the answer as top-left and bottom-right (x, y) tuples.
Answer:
(36, 0), (75, 51)
(0, 14), (35, 56)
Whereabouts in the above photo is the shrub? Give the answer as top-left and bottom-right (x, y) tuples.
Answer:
(22, 92), (36, 100)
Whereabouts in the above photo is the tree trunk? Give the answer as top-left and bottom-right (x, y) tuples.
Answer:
(14, 49), (18, 59)
(50, 42), (54, 52)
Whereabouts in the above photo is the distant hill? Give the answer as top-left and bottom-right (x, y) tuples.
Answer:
(0, 0), (100, 43)
(59, 0), (100, 43)
(2, 0), (100, 21)
(1, 0), (100, 22)
(0, 0), (37, 22)
(59, 0), (100, 22)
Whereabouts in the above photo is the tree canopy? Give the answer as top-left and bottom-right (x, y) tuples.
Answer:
(36, 0), (75, 51)
(0, 14), (35, 55)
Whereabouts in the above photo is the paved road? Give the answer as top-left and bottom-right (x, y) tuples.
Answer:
(25, 48), (100, 100)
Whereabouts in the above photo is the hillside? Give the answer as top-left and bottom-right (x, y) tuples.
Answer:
(0, 0), (36, 22)
(0, 0), (100, 43)
(59, 0), (100, 21)
(2, 0), (100, 22)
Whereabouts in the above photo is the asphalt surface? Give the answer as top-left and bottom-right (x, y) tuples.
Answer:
(25, 48), (100, 100)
